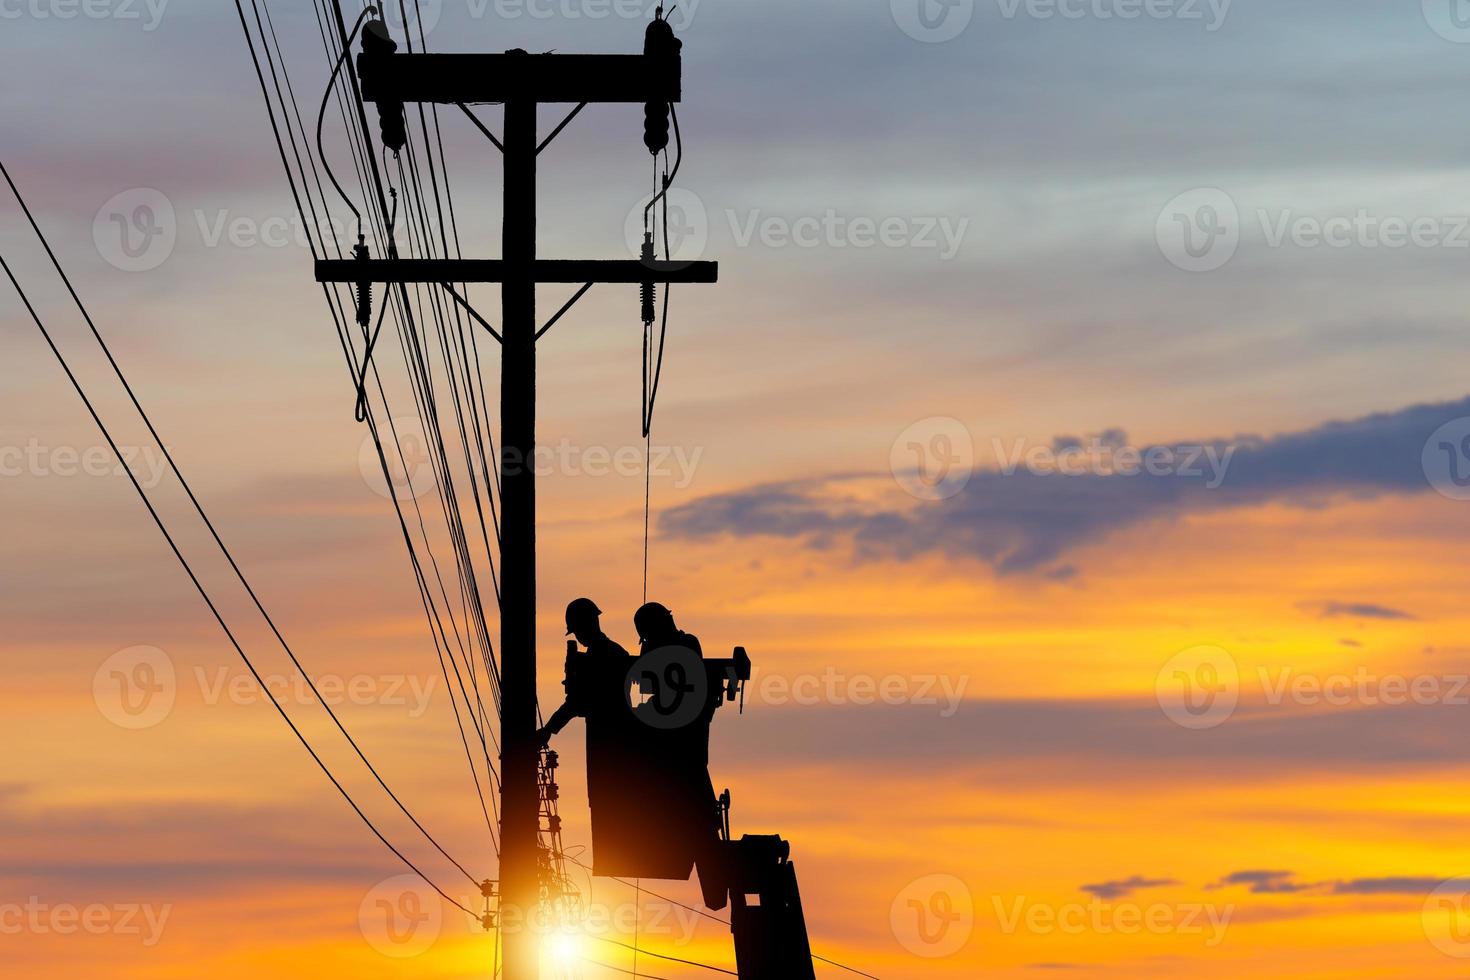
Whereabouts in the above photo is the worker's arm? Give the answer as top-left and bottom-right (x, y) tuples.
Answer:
(536, 699), (580, 744)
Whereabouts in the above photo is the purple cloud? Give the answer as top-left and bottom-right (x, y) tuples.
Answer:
(662, 396), (1470, 575)
(1080, 875), (1179, 900)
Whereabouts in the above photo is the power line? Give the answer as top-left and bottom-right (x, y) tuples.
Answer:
(812, 955), (882, 979)
(237, 11), (880, 979)
(241, 0), (509, 851)
(568, 857), (882, 979)
(1, 158), (483, 890)
(0, 241), (475, 920)
(590, 936), (736, 975)
(580, 957), (670, 980)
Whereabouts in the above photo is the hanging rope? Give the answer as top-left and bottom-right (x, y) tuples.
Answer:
(641, 148), (675, 602)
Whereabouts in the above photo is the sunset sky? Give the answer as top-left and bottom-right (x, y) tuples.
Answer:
(6, 0), (1470, 977)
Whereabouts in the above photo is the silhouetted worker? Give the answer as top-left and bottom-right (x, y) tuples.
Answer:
(633, 601), (726, 907)
(536, 598), (632, 745)
(537, 598), (639, 871)
(634, 600), (702, 656)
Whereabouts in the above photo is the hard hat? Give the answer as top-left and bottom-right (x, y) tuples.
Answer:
(565, 597), (602, 634)
(633, 601), (673, 638)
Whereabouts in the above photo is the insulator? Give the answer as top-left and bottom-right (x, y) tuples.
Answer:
(353, 238), (372, 328)
(644, 6), (682, 58)
(643, 102), (670, 155)
(642, 6), (680, 155)
(362, 20), (407, 154)
(640, 232), (656, 324)
(479, 912), (496, 932)
(356, 281), (372, 327)
(480, 879), (497, 899)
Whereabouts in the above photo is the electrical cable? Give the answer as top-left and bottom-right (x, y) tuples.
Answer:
(590, 935), (736, 975)
(2, 157), (485, 890)
(316, 5), (376, 230)
(567, 857), (882, 979)
(580, 957), (670, 979)
(0, 246), (476, 919)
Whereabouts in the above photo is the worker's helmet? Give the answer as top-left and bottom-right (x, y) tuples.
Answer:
(633, 601), (675, 642)
(565, 597), (602, 635)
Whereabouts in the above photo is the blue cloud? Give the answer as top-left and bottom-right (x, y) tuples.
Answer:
(662, 396), (1470, 574)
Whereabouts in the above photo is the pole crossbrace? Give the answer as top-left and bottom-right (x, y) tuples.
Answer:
(537, 102), (588, 154)
(439, 282), (502, 342)
(457, 102), (504, 152)
(536, 282), (593, 340)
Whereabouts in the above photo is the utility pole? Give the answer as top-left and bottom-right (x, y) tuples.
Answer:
(317, 34), (717, 980)
(499, 89), (540, 980)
